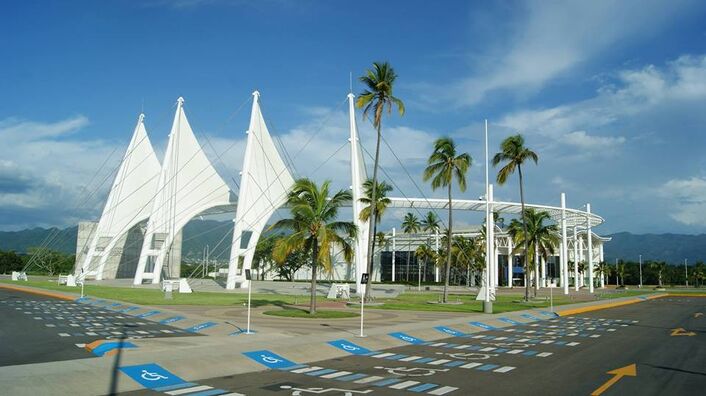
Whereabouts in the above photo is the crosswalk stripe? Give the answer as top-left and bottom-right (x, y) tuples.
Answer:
(390, 380), (420, 389)
(460, 362), (483, 369)
(429, 385), (459, 395)
(166, 385), (212, 395)
(354, 375), (384, 384)
(291, 366), (322, 374)
(372, 352), (395, 358)
(320, 371), (352, 379)
(428, 359), (451, 365)
(494, 366), (516, 373)
(400, 355), (423, 361)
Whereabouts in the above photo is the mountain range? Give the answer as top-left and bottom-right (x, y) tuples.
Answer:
(1, 222), (704, 264)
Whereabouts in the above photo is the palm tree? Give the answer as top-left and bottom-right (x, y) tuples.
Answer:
(356, 62), (404, 300)
(415, 244), (436, 290)
(421, 211), (440, 282)
(507, 209), (559, 295)
(423, 137), (472, 303)
(594, 262), (609, 288)
(617, 261), (626, 286)
(650, 261), (667, 287)
(450, 235), (482, 287)
(578, 261), (588, 287)
(402, 212), (421, 282)
(493, 134), (538, 301)
(375, 231), (387, 271)
(359, 178), (392, 289)
(270, 178), (357, 314)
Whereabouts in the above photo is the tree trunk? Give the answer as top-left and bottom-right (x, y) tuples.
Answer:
(310, 241), (318, 315)
(518, 165), (530, 302)
(444, 183), (452, 303)
(364, 123), (382, 302)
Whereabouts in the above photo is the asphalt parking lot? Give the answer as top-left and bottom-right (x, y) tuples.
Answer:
(120, 296), (705, 396)
(0, 288), (197, 367)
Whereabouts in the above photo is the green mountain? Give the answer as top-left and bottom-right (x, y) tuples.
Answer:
(603, 232), (706, 264)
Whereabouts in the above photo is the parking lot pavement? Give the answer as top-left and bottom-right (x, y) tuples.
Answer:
(119, 296), (705, 396)
(0, 288), (198, 367)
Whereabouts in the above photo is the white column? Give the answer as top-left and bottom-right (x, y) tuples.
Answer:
(573, 226), (579, 291)
(391, 227), (396, 282)
(561, 193), (569, 294)
(434, 228), (440, 282)
(488, 184), (496, 289)
(599, 243), (605, 288)
(508, 237), (514, 287)
(541, 256), (547, 288)
(586, 203), (594, 293)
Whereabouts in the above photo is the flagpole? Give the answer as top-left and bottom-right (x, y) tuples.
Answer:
(484, 119), (492, 313)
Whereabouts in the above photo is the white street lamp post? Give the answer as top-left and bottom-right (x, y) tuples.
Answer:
(639, 254), (642, 288)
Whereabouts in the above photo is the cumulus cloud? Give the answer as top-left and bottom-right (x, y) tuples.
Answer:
(660, 177), (706, 225)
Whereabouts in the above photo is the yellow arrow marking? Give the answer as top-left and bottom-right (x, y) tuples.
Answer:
(671, 327), (696, 336)
(695, 312), (703, 318)
(591, 364), (637, 396)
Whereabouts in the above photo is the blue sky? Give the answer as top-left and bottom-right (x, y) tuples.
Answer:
(2, 0), (706, 235)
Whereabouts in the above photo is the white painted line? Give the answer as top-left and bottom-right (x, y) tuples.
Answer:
(494, 337), (507, 340)
(74, 343), (86, 348)
(390, 380), (420, 389)
(219, 393), (246, 396)
(517, 338), (530, 342)
(537, 352), (553, 357)
(429, 385), (459, 395)
(166, 385), (212, 395)
(354, 375), (384, 384)
(530, 324), (539, 327)
(453, 345), (470, 349)
(526, 331), (536, 334)
(480, 347), (496, 352)
(400, 356), (422, 362)
(428, 359), (451, 365)
(566, 342), (580, 346)
(540, 340), (554, 344)
(461, 362), (483, 369)
(86, 332), (97, 336)
(494, 366), (516, 373)
(430, 342), (447, 347)
(590, 335), (601, 338)
(321, 371), (352, 379)
(372, 352), (395, 358)
(291, 366), (323, 374)
(568, 333), (578, 336)
(507, 349), (524, 354)
(58, 333), (70, 337)
(607, 329), (616, 332)
(472, 335), (485, 339)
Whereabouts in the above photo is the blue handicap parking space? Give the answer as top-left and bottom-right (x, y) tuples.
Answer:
(136, 310), (160, 318)
(160, 316), (185, 325)
(243, 350), (298, 370)
(521, 313), (542, 321)
(184, 321), (217, 333)
(389, 332), (425, 344)
(469, 321), (496, 331)
(434, 326), (465, 336)
(327, 339), (372, 355)
(119, 306), (139, 313)
(498, 317), (522, 325)
(538, 310), (558, 317)
(119, 363), (186, 389)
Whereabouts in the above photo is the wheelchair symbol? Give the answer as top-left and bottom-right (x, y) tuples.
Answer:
(374, 366), (449, 377)
(401, 336), (416, 342)
(140, 370), (168, 381)
(341, 344), (358, 351)
(261, 355), (282, 364)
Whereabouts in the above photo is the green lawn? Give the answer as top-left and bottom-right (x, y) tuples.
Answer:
(1, 279), (657, 314)
(263, 308), (359, 319)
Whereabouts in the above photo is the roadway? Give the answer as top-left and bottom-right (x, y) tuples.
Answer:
(120, 295), (705, 395)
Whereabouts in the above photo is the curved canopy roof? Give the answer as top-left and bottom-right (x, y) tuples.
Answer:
(387, 197), (604, 228)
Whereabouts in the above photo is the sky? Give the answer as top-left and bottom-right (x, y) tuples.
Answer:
(1, 0), (706, 235)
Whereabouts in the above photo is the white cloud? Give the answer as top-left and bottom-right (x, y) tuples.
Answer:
(563, 131), (626, 150)
(660, 177), (706, 225)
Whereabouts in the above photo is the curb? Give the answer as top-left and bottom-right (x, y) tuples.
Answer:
(556, 293), (665, 316)
(0, 283), (77, 301)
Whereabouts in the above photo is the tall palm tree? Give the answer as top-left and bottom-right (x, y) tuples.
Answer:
(577, 261), (588, 287)
(507, 209), (559, 295)
(402, 212), (421, 282)
(594, 262), (609, 288)
(450, 235), (482, 287)
(493, 134), (538, 301)
(359, 178), (392, 287)
(617, 262), (626, 286)
(270, 178), (357, 314)
(415, 244), (435, 290)
(650, 261), (667, 287)
(356, 62), (404, 300)
(423, 137), (472, 303)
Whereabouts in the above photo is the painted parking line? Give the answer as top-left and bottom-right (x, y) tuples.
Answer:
(434, 326), (466, 337)
(119, 306), (139, 313)
(389, 332), (426, 345)
(469, 321), (496, 331)
(538, 310), (558, 317)
(421, 341), (551, 358)
(184, 322), (217, 333)
(136, 310), (161, 318)
(520, 313), (543, 321)
(87, 340), (138, 356)
(498, 317), (522, 325)
(327, 339), (372, 355)
(160, 316), (186, 325)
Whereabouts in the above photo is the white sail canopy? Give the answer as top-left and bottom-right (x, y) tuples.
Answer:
(227, 91), (294, 289)
(348, 93), (369, 294)
(134, 97), (234, 285)
(78, 114), (161, 279)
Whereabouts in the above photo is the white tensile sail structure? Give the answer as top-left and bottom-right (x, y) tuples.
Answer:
(348, 93), (369, 294)
(226, 91), (294, 289)
(134, 97), (235, 285)
(77, 114), (161, 281)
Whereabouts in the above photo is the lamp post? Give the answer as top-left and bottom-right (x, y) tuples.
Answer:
(685, 259), (689, 287)
(638, 254), (642, 288)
